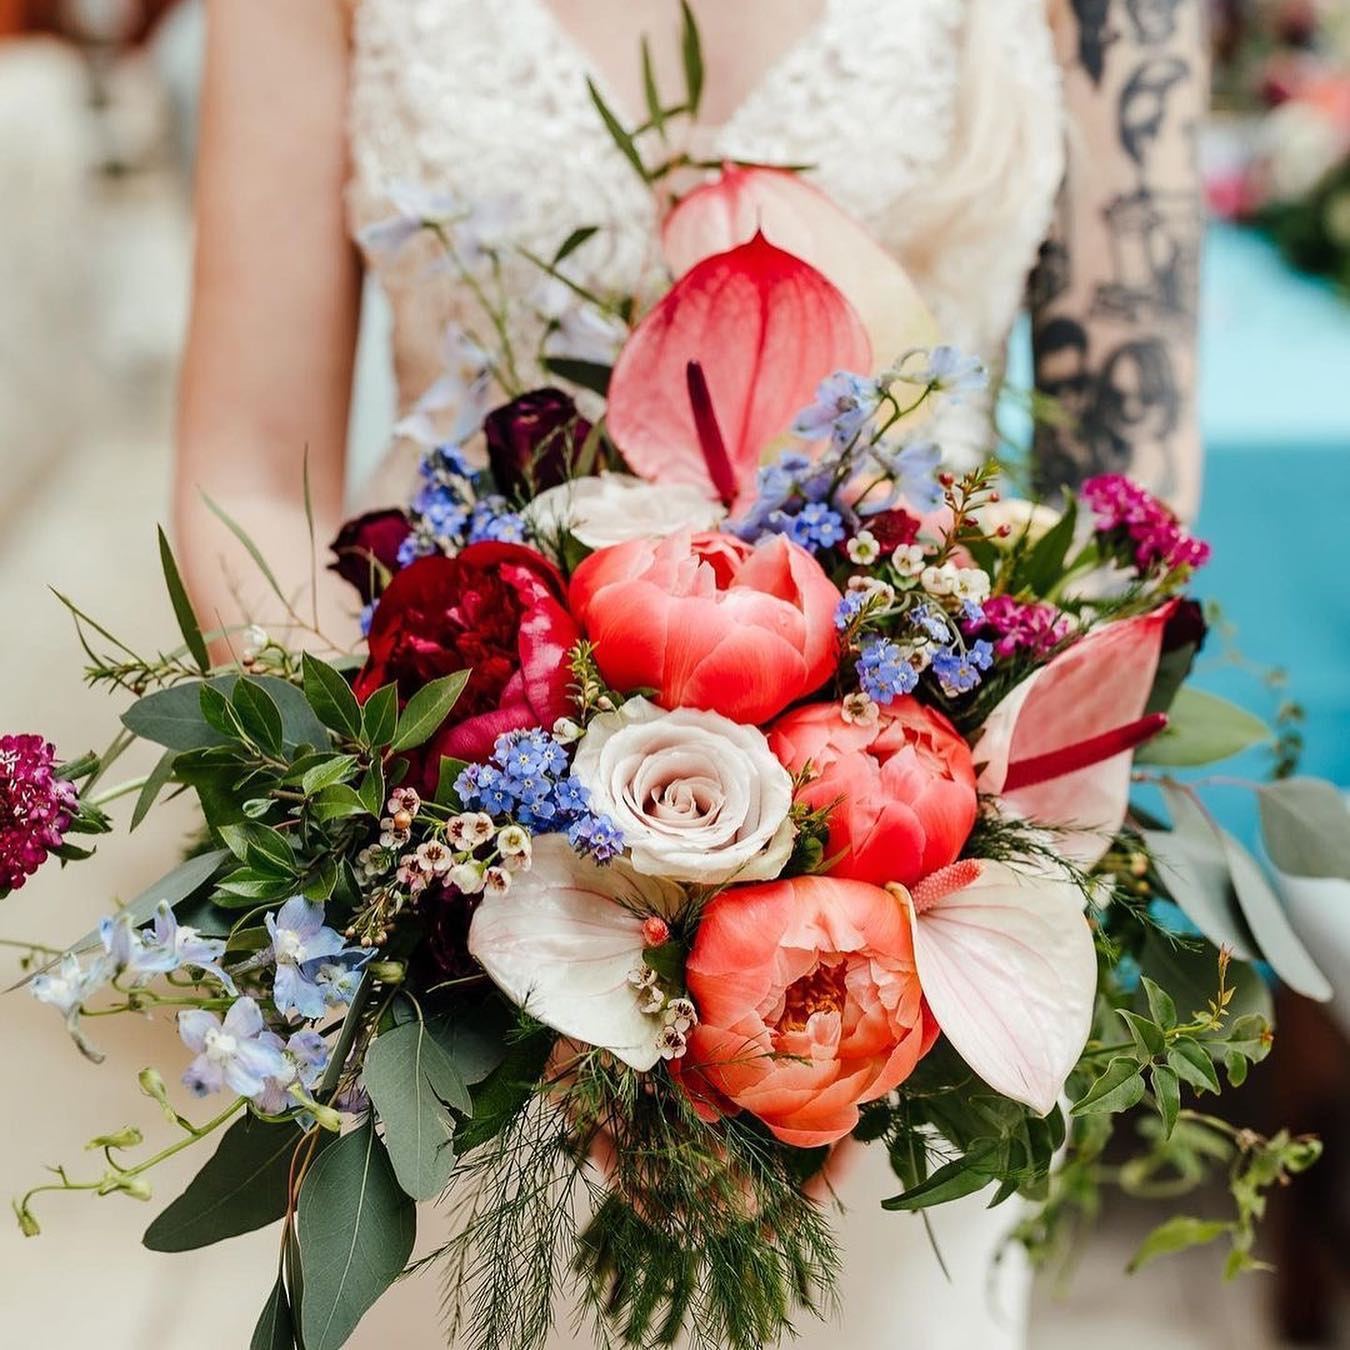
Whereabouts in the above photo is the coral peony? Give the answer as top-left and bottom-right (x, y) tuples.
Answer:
(769, 699), (977, 888)
(682, 875), (936, 1146)
(569, 530), (840, 725)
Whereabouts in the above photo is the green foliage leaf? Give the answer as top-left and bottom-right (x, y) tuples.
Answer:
(640, 37), (666, 138)
(1168, 1037), (1221, 1095)
(131, 749), (178, 831)
(312, 784), (370, 822)
(200, 683), (246, 740)
(1016, 497), (1076, 595)
(881, 1142), (1000, 1211)
(1151, 1063), (1181, 1138)
(1072, 1056), (1146, 1116)
(233, 678), (285, 756)
(585, 76), (647, 181)
(144, 1116), (315, 1251)
(541, 355), (613, 397)
(552, 225), (599, 266)
(1141, 976), (1178, 1031)
(364, 1018), (472, 1201)
(679, 0), (704, 114)
(158, 526), (211, 674)
(123, 676), (327, 754)
(1258, 777), (1350, 881)
(359, 684), (399, 751)
(1127, 1215), (1231, 1273)
(389, 671), (470, 753)
(435, 756), (469, 808)
(1135, 688), (1272, 767)
(251, 1273), (294, 1350)
(300, 755), (360, 798)
(1136, 931), (1273, 1029)
(297, 1118), (416, 1350)
(455, 1023), (555, 1153)
(1118, 1009), (1166, 1060)
(302, 654), (363, 741)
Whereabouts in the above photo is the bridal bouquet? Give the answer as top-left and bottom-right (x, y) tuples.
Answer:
(6, 27), (1338, 1350)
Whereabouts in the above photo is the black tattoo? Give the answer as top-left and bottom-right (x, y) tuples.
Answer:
(1125, 0), (1182, 45)
(1118, 56), (1189, 167)
(1071, 0), (1117, 86)
(1093, 187), (1200, 322)
(1028, 188), (1073, 312)
(1031, 316), (1180, 494)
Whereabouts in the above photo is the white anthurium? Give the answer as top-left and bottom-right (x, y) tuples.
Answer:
(892, 858), (1097, 1116)
(525, 472), (725, 551)
(572, 697), (795, 885)
(467, 834), (685, 1072)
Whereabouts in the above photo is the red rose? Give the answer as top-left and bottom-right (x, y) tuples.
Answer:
(483, 388), (593, 499)
(328, 509), (412, 604)
(354, 543), (580, 762)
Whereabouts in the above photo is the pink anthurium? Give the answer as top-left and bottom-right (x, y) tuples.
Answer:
(661, 165), (937, 373)
(606, 231), (871, 507)
(893, 859), (1097, 1116)
(974, 603), (1176, 867)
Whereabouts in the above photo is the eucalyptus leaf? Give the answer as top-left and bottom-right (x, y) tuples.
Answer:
(144, 1116), (317, 1251)
(1258, 777), (1350, 882)
(389, 671), (470, 753)
(251, 1272), (295, 1350)
(124, 676), (327, 754)
(297, 1119), (416, 1350)
(1135, 688), (1271, 767)
(131, 749), (178, 831)
(364, 1018), (472, 1201)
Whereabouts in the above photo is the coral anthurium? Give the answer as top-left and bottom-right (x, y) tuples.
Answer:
(606, 232), (871, 507)
(660, 164), (937, 375)
(974, 604), (1176, 866)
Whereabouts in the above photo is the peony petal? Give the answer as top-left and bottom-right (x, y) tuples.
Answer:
(607, 232), (871, 506)
(660, 165), (937, 374)
(902, 861), (1097, 1116)
(467, 836), (685, 1072)
(975, 605), (1175, 867)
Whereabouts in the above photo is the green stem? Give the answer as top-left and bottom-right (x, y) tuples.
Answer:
(86, 775), (150, 809)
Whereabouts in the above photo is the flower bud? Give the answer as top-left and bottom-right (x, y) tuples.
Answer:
(309, 1103), (344, 1133)
(14, 1203), (40, 1237)
(87, 1126), (143, 1151)
(367, 960), (406, 984)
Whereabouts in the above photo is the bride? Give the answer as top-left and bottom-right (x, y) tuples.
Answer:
(174, 1), (1207, 1345)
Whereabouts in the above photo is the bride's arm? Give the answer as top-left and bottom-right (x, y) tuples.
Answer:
(1033, 0), (1208, 518)
(174, 0), (361, 649)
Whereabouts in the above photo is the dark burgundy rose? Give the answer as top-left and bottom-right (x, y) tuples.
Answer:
(353, 542), (580, 766)
(412, 884), (482, 982)
(483, 388), (593, 498)
(1162, 597), (1207, 657)
(329, 510), (412, 605)
(859, 508), (922, 556)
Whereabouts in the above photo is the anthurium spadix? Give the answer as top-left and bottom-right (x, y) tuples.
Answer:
(661, 165), (938, 374)
(892, 860), (1097, 1116)
(606, 231), (871, 508)
(467, 835), (685, 1072)
(974, 604), (1175, 868)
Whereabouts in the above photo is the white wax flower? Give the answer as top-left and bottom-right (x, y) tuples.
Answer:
(526, 472), (725, 550)
(572, 697), (795, 885)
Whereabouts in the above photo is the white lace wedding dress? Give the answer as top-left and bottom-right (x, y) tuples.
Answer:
(344, 1), (1065, 1345)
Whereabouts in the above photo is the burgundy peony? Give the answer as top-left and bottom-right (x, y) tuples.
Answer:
(353, 542), (580, 763)
(1, 734), (78, 894)
(483, 388), (593, 499)
(329, 509), (412, 605)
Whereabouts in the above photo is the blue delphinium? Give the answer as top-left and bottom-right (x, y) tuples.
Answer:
(865, 439), (943, 513)
(895, 345), (988, 398)
(178, 997), (291, 1100)
(265, 898), (364, 1021)
(791, 371), (880, 446)
(456, 728), (626, 864)
(856, 636), (919, 704)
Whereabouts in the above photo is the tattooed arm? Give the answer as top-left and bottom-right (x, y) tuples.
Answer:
(1033, 0), (1208, 519)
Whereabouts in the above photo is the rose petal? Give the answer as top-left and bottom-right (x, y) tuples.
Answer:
(902, 861), (1096, 1115)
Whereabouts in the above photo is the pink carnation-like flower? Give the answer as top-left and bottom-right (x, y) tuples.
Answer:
(1081, 474), (1211, 573)
(1, 734), (77, 893)
(970, 595), (1073, 659)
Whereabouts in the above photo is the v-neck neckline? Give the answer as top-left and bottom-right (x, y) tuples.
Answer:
(527, 0), (835, 143)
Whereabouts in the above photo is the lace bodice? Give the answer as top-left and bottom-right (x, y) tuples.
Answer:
(346, 0), (1065, 496)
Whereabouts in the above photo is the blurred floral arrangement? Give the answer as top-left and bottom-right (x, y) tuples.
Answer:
(2, 13), (1342, 1350)
(1208, 0), (1350, 288)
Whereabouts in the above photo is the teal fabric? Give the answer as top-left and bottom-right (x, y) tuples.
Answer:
(1005, 222), (1350, 842)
